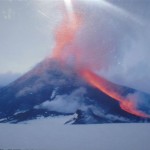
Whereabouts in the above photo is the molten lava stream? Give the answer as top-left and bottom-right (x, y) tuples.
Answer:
(80, 69), (150, 118)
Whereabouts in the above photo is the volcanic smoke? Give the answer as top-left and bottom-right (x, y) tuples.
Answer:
(51, 1), (150, 118)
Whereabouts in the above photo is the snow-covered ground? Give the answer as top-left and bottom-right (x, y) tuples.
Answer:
(0, 116), (150, 150)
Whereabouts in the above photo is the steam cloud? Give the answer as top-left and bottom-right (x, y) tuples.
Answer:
(35, 0), (150, 94)
(31, 0), (150, 117)
(73, 0), (150, 94)
(35, 87), (87, 113)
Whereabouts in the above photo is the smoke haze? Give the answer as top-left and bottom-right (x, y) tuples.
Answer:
(49, 0), (150, 117)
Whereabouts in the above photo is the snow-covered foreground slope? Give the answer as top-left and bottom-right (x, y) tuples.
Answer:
(0, 116), (150, 150)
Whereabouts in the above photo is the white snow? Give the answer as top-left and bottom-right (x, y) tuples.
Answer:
(0, 116), (150, 150)
(50, 88), (58, 99)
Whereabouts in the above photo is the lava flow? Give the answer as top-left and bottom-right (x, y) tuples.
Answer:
(51, 1), (150, 118)
(80, 69), (150, 118)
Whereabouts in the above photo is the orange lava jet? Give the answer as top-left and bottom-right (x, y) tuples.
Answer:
(80, 69), (150, 118)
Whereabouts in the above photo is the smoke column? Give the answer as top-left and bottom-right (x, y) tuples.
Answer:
(51, 0), (150, 118)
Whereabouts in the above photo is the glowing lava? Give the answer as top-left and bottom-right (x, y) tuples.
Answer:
(80, 69), (150, 118)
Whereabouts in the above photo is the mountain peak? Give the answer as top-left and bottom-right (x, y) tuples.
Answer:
(0, 58), (149, 124)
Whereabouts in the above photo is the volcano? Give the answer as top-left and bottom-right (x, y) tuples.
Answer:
(0, 58), (149, 124)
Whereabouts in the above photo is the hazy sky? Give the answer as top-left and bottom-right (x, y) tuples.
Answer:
(0, 0), (63, 85)
(0, 0), (150, 93)
(0, 0), (62, 74)
(2, 0), (148, 74)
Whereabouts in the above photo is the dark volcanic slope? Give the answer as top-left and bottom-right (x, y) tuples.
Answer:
(0, 58), (149, 123)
